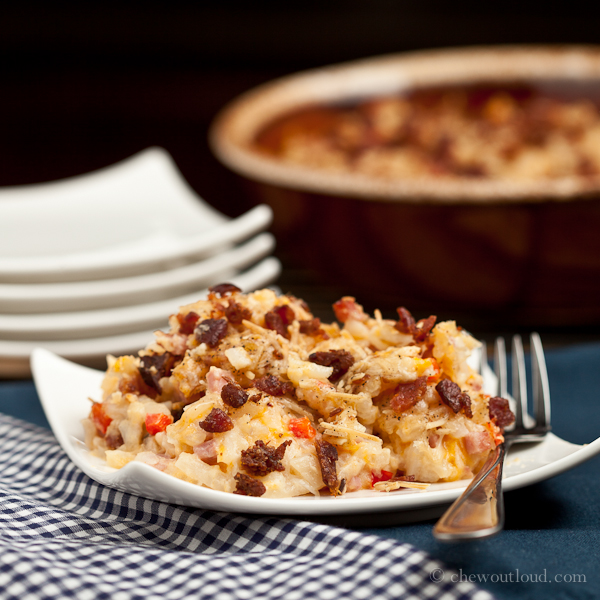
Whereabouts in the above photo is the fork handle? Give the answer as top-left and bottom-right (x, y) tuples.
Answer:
(433, 442), (507, 541)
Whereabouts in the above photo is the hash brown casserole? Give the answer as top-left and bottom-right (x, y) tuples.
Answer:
(83, 285), (514, 498)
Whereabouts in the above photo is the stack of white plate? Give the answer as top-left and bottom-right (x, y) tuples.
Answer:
(0, 147), (280, 377)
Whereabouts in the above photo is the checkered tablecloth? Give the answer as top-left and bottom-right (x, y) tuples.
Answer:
(0, 413), (492, 600)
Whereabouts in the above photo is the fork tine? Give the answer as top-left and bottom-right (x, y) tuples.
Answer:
(512, 335), (528, 429)
(494, 337), (507, 399)
(530, 333), (551, 429)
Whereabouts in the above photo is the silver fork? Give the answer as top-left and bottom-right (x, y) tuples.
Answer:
(433, 333), (551, 541)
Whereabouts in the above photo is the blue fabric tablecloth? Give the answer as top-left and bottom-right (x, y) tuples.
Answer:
(1, 341), (599, 600)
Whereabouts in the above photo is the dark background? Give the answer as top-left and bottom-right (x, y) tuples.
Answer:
(2, 1), (600, 333)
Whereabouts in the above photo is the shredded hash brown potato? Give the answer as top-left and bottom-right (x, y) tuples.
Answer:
(83, 285), (514, 498)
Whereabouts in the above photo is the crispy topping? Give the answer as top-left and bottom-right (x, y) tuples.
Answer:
(241, 439), (292, 476)
(414, 315), (437, 342)
(221, 382), (249, 409)
(308, 349), (355, 382)
(176, 311), (200, 335)
(264, 305), (295, 339)
(389, 376), (428, 413)
(488, 396), (515, 429)
(374, 474), (430, 492)
(233, 473), (266, 496)
(318, 422), (382, 443)
(208, 283), (241, 298)
(138, 352), (178, 394)
(225, 300), (252, 325)
(436, 379), (473, 418)
(299, 318), (328, 338)
(199, 408), (234, 433)
(255, 375), (295, 397)
(395, 307), (436, 342)
(315, 438), (339, 493)
(195, 318), (228, 348)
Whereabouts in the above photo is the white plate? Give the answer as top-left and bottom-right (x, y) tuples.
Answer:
(31, 348), (600, 519)
(0, 233), (275, 314)
(0, 257), (280, 341)
(0, 257), (281, 378)
(0, 147), (272, 283)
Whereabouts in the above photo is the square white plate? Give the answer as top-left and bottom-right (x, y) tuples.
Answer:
(0, 257), (280, 377)
(0, 233), (275, 314)
(31, 348), (600, 520)
(0, 147), (272, 283)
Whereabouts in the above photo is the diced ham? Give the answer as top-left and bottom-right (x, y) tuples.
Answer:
(464, 430), (493, 455)
(135, 452), (171, 471)
(428, 433), (440, 449)
(193, 439), (219, 465)
(154, 331), (188, 356)
(206, 366), (234, 394)
(346, 475), (364, 492)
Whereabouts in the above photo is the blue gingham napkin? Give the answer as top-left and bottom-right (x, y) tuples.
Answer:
(0, 414), (492, 600)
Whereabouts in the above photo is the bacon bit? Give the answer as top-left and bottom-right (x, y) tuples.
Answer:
(255, 375), (295, 397)
(414, 315), (437, 342)
(241, 439), (292, 476)
(333, 296), (367, 323)
(221, 382), (249, 408)
(389, 376), (428, 413)
(248, 393), (262, 403)
(436, 379), (473, 418)
(225, 301), (252, 325)
(176, 311), (200, 335)
(308, 349), (355, 382)
(329, 407), (343, 418)
(195, 318), (228, 348)
(288, 417), (316, 439)
(395, 307), (436, 342)
(299, 318), (329, 339)
(105, 429), (123, 450)
(90, 403), (112, 436)
(118, 375), (147, 397)
(395, 307), (416, 335)
(145, 413), (173, 435)
(138, 352), (178, 394)
(208, 283), (241, 298)
(233, 473), (266, 496)
(315, 439), (339, 493)
(488, 396), (515, 429)
(198, 408), (234, 433)
(264, 305), (295, 339)
(371, 470), (393, 486)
